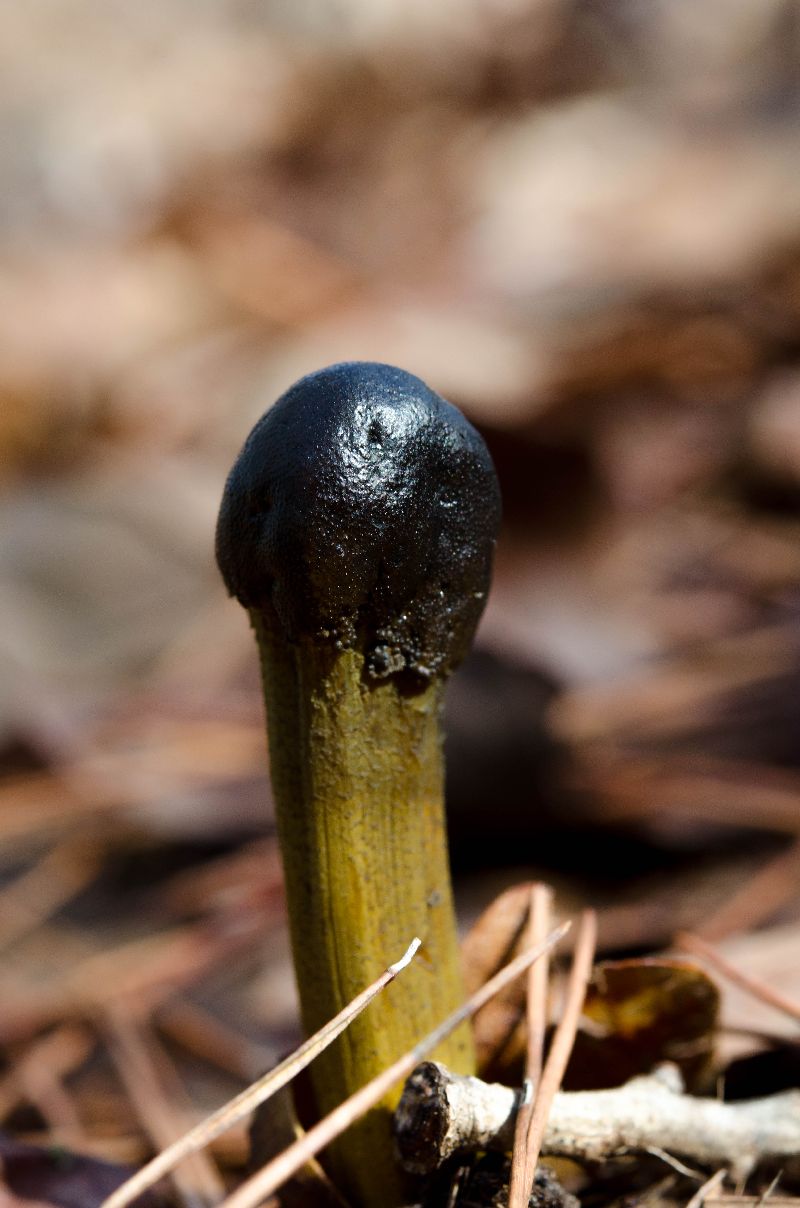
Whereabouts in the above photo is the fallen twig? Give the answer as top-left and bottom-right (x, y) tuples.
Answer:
(395, 1061), (800, 1182)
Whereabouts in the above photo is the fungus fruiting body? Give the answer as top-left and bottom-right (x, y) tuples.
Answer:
(216, 362), (501, 1206)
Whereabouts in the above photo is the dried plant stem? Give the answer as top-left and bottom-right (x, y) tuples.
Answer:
(219, 923), (570, 1208)
(101, 938), (421, 1208)
(395, 1061), (800, 1182)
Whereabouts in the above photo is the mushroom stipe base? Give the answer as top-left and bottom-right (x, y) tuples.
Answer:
(252, 613), (476, 1206)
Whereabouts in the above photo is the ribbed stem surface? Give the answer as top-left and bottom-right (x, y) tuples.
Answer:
(252, 612), (475, 1207)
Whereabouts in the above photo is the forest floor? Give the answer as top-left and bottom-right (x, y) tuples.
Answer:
(2, 2), (800, 1205)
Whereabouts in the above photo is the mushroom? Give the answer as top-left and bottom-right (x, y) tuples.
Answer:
(216, 361), (501, 1206)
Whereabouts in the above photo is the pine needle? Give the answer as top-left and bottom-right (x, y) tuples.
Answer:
(101, 937), (422, 1208)
(514, 909), (597, 1208)
(676, 932), (800, 1024)
(219, 921), (572, 1208)
(508, 883), (553, 1208)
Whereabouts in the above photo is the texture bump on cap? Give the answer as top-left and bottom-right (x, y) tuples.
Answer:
(215, 361), (501, 682)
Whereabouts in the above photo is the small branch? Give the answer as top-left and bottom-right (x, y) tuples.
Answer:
(395, 1061), (800, 1183)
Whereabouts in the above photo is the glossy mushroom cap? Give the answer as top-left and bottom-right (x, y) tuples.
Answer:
(216, 361), (501, 683)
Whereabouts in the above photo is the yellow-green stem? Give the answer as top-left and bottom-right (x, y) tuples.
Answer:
(252, 612), (475, 1207)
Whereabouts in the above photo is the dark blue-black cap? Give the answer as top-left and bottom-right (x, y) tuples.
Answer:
(216, 361), (501, 683)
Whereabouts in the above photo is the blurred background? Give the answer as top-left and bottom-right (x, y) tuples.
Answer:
(2, 0), (800, 1197)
